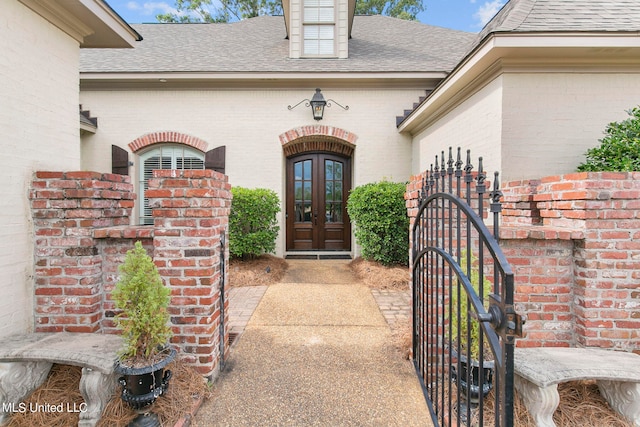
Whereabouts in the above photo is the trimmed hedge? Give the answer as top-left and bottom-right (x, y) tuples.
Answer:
(229, 187), (280, 259)
(347, 180), (409, 266)
(577, 106), (640, 172)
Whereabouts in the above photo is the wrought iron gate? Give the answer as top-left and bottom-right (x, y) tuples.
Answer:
(411, 148), (523, 427)
(219, 230), (227, 370)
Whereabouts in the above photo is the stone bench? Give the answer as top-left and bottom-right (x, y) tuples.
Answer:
(514, 347), (640, 427)
(0, 332), (122, 427)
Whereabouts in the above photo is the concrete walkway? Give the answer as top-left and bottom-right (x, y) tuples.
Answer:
(194, 260), (428, 426)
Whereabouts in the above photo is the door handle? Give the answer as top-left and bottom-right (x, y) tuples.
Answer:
(314, 210), (318, 225)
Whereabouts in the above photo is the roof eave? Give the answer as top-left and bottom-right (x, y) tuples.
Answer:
(398, 31), (640, 134)
(19, 0), (142, 48)
(79, 71), (448, 89)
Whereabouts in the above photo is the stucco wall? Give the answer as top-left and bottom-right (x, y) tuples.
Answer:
(411, 77), (503, 177)
(0, 2), (81, 338)
(501, 72), (640, 181)
(80, 87), (419, 256)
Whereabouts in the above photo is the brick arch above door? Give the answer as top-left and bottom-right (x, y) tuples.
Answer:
(279, 126), (358, 157)
(128, 131), (209, 153)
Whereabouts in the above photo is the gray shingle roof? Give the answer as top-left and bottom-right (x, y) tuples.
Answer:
(477, 0), (640, 42)
(79, 15), (475, 74)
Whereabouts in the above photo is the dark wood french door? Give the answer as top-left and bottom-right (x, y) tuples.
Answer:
(286, 153), (351, 251)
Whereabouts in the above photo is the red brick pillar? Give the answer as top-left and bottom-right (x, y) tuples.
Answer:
(30, 172), (134, 333)
(147, 169), (232, 378)
(405, 173), (426, 267)
(501, 172), (640, 353)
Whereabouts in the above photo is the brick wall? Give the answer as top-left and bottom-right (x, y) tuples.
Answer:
(501, 172), (640, 353)
(30, 172), (134, 333)
(407, 171), (640, 354)
(30, 169), (232, 377)
(147, 169), (231, 377)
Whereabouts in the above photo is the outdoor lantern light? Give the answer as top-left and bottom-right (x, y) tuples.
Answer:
(288, 88), (348, 121)
(310, 88), (327, 120)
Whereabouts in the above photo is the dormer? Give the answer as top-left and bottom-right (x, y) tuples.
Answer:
(282, 0), (356, 59)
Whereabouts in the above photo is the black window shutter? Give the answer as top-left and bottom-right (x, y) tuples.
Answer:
(112, 145), (129, 175)
(205, 145), (226, 174)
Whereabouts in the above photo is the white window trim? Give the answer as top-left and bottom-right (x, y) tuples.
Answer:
(302, 0), (336, 58)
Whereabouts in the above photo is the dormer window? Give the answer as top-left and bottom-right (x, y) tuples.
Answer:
(303, 0), (335, 56)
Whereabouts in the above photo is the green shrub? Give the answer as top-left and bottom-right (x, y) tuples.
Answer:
(577, 106), (640, 172)
(229, 187), (280, 259)
(347, 180), (409, 266)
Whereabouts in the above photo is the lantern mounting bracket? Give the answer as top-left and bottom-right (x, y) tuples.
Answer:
(287, 88), (348, 121)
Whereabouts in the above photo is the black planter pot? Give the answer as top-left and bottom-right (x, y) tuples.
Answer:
(115, 347), (177, 410)
(450, 351), (495, 405)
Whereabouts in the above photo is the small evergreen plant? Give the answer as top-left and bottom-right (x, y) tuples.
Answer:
(449, 250), (491, 361)
(577, 106), (640, 172)
(229, 187), (280, 259)
(112, 241), (172, 363)
(347, 180), (409, 266)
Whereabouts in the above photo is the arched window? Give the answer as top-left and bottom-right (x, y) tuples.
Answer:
(139, 144), (205, 224)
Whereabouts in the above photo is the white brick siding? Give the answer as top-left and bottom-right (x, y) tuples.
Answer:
(0, 2), (81, 338)
(80, 87), (422, 256)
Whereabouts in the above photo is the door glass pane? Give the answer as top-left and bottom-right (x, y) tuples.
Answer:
(335, 162), (342, 180)
(323, 159), (345, 223)
(295, 202), (304, 222)
(325, 181), (333, 201)
(294, 162), (303, 180)
(325, 202), (343, 223)
(293, 159), (313, 223)
(304, 181), (312, 200)
(304, 202), (312, 222)
(303, 160), (312, 180)
(295, 182), (302, 200)
(325, 161), (333, 180)
(334, 202), (342, 222)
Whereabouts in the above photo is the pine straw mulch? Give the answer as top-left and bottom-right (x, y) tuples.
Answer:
(441, 378), (633, 426)
(229, 254), (288, 286)
(393, 319), (633, 427)
(6, 360), (210, 427)
(349, 257), (410, 290)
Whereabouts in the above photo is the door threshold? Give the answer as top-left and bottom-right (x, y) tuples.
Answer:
(285, 252), (352, 260)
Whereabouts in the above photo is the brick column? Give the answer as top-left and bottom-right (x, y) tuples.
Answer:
(408, 171), (640, 353)
(147, 169), (232, 378)
(30, 172), (134, 333)
(501, 172), (640, 353)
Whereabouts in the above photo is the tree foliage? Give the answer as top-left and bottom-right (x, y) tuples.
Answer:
(356, 0), (425, 20)
(577, 106), (640, 172)
(158, 0), (279, 22)
(157, 0), (424, 23)
(347, 180), (409, 266)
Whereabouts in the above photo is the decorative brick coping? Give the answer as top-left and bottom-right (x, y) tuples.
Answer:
(500, 226), (585, 241)
(93, 226), (153, 239)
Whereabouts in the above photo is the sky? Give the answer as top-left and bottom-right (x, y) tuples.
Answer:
(106, 0), (507, 33)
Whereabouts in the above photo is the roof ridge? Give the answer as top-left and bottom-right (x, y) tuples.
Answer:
(475, 0), (537, 43)
(501, 0), (537, 32)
